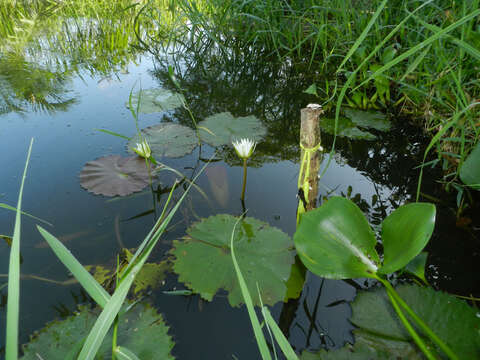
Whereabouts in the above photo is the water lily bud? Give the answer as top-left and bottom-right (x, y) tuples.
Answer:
(133, 140), (151, 159)
(232, 138), (256, 159)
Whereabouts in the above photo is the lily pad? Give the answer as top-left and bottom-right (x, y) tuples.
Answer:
(344, 109), (391, 131)
(126, 88), (184, 114)
(320, 117), (376, 140)
(460, 142), (480, 190)
(350, 284), (480, 359)
(128, 123), (198, 158)
(171, 214), (295, 307)
(79, 155), (150, 197)
(197, 112), (267, 147)
(21, 302), (175, 359)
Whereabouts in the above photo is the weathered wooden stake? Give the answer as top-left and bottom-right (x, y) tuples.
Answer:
(298, 104), (324, 214)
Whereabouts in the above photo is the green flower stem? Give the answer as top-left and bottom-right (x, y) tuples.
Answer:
(385, 288), (436, 360)
(377, 277), (459, 360)
(112, 256), (120, 360)
(241, 158), (247, 201)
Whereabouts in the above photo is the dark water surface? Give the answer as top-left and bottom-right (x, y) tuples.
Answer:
(1, 12), (479, 360)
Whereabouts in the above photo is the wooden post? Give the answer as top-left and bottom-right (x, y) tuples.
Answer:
(298, 104), (323, 213)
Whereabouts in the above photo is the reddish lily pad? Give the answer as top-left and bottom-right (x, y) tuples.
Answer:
(80, 155), (150, 197)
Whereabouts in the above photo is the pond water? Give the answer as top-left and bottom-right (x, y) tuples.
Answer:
(1, 8), (479, 360)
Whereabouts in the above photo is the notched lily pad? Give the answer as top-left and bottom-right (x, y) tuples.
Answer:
(344, 109), (391, 131)
(80, 155), (150, 197)
(128, 123), (198, 158)
(320, 117), (377, 140)
(21, 302), (175, 359)
(351, 284), (480, 359)
(197, 112), (267, 147)
(126, 88), (184, 114)
(171, 214), (295, 307)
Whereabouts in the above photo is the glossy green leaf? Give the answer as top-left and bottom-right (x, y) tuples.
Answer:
(460, 142), (480, 190)
(197, 112), (266, 147)
(171, 214), (295, 306)
(294, 197), (380, 279)
(128, 123), (198, 158)
(404, 252), (429, 285)
(125, 88), (184, 114)
(350, 284), (480, 359)
(21, 303), (174, 360)
(379, 203), (435, 274)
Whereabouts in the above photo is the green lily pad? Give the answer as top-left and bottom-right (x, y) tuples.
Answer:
(171, 214), (295, 307)
(300, 329), (423, 359)
(126, 88), (184, 114)
(320, 117), (376, 140)
(79, 155), (150, 197)
(21, 302), (175, 359)
(350, 284), (480, 359)
(302, 284), (479, 359)
(460, 142), (480, 190)
(344, 109), (391, 131)
(197, 112), (267, 147)
(128, 123), (198, 158)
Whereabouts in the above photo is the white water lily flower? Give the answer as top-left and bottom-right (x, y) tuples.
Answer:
(133, 139), (151, 159)
(232, 138), (256, 159)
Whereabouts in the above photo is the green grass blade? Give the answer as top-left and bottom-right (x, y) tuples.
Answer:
(262, 307), (298, 360)
(230, 217), (272, 360)
(36, 226), (111, 308)
(114, 346), (141, 360)
(6, 138), (33, 360)
(355, 9), (480, 91)
(94, 128), (131, 140)
(0, 203), (53, 226)
(336, 0), (388, 72)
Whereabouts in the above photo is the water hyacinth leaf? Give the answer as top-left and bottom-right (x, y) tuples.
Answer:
(379, 203), (435, 274)
(403, 252), (429, 285)
(125, 88), (184, 114)
(197, 112), (267, 147)
(128, 123), (197, 158)
(80, 155), (150, 197)
(344, 109), (391, 131)
(294, 197), (380, 279)
(171, 214), (295, 307)
(350, 284), (480, 359)
(459, 142), (480, 190)
(20, 303), (175, 360)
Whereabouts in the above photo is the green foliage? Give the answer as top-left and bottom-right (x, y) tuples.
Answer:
(21, 303), (175, 360)
(197, 112), (267, 147)
(171, 214), (295, 306)
(459, 141), (480, 190)
(126, 88), (185, 114)
(294, 197), (435, 279)
(128, 123), (198, 158)
(380, 203), (435, 274)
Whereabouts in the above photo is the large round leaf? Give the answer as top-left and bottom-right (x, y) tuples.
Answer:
(171, 214), (295, 307)
(460, 142), (480, 190)
(344, 109), (391, 131)
(21, 303), (175, 359)
(128, 123), (198, 158)
(350, 284), (480, 359)
(126, 88), (184, 114)
(197, 112), (267, 146)
(320, 117), (376, 140)
(379, 203), (435, 274)
(294, 197), (380, 279)
(79, 155), (150, 196)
